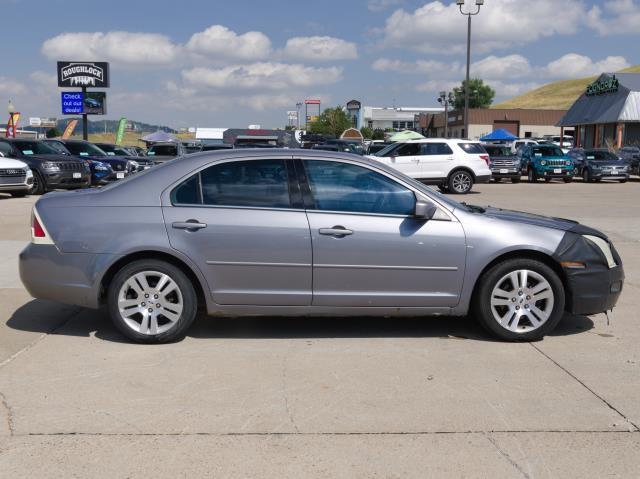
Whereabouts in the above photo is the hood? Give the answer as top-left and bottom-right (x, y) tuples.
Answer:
(22, 154), (83, 163)
(0, 157), (29, 169)
(480, 206), (607, 239)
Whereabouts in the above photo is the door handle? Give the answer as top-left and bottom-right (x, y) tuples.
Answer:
(172, 220), (207, 231)
(446, 157), (455, 160)
(319, 226), (353, 237)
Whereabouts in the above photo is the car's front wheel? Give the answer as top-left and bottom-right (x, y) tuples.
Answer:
(107, 259), (198, 343)
(527, 168), (537, 183)
(31, 171), (46, 195)
(473, 258), (565, 341)
(447, 170), (474, 194)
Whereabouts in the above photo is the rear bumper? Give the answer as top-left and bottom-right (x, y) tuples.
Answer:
(475, 174), (491, 183)
(19, 243), (117, 309)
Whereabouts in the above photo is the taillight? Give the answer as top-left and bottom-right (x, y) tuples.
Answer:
(480, 155), (490, 166)
(33, 215), (45, 238)
(31, 208), (54, 245)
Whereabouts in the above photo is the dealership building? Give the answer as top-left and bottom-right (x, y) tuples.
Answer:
(353, 105), (444, 131)
(416, 108), (571, 140)
(558, 73), (640, 148)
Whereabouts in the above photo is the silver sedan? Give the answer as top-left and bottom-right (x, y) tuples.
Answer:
(20, 150), (624, 343)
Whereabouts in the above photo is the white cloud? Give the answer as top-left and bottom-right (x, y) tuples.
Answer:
(283, 36), (357, 61)
(41, 31), (180, 65)
(186, 25), (272, 60)
(181, 63), (343, 91)
(543, 54), (630, 79)
(379, 0), (586, 54)
(471, 55), (532, 80)
(372, 58), (462, 77)
(368, 0), (403, 12)
(0, 77), (27, 96)
(29, 71), (57, 89)
(586, 0), (640, 35)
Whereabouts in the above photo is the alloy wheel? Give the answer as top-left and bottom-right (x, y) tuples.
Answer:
(451, 172), (472, 193)
(117, 270), (184, 335)
(490, 269), (554, 333)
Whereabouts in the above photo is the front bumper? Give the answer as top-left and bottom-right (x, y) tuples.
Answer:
(538, 167), (573, 178)
(44, 171), (91, 189)
(490, 167), (520, 178)
(554, 233), (624, 316)
(590, 171), (630, 180)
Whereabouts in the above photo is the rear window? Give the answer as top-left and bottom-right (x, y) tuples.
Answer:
(484, 146), (511, 157)
(458, 143), (486, 154)
(148, 145), (178, 156)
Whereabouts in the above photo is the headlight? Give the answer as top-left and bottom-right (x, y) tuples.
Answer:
(565, 160), (571, 166)
(25, 168), (33, 178)
(94, 162), (109, 171)
(41, 162), (60, 171)
(127, 160), (139, 170)
(583, 235), (617, 268)
(540, 160), (547, 166)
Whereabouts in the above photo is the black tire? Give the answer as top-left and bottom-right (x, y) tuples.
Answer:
(511, 177), (521, 184)
(620, 179), (627, 183)
(447, 170), (474, 194)
(493, 177), (501, 183)
(473, 258), (565, 341)
(563, 178), (573, 183)
(107, 259), (198, 343)
(527, 168), (537, 183)
(544, 178), (552, 183)
(10, 191), (28, 197)
(31, 171), (46, 195)
(582, 169), (592, 183)
(437, 184), (449, 193)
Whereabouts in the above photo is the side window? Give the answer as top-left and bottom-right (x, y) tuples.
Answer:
(0, 142), (12, 156)
(171, 174), (200, 205)
(201, 159), (290, 208)
(421, 143), (452, 155)
(436, 143), (453, 155)
(303, 160), (415, 216)
(395, 143), (421, 156)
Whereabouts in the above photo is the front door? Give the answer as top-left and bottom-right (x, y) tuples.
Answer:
(163, 158), (312, 306)
(299, 159), (466, 307)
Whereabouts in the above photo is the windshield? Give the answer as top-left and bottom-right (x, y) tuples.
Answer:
(148, 145), (178, 156)
(485, 146), (511, 156)
(64, 142), (107, 157)
(12, 141), (60, 155)
(373, 143), (399, 157)
(531, 146), (564, 157)
(44, 141), (71, 155)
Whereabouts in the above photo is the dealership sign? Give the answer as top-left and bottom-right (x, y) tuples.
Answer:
(57, 61), (110, 88)
(586, 75), (619, 96)
(61, 91), (107, 115)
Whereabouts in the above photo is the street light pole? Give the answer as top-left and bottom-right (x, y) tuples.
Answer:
(437, 91), (454, 138)
(457, 0), (483, 139)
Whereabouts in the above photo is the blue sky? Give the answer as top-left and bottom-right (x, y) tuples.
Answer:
(2, 0), (639, 129)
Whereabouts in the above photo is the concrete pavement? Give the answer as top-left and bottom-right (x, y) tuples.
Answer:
(0, 181), (639, 478)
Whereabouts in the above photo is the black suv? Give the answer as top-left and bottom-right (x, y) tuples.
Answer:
(0, 139), (90, 194)
(94, 143), (154, 171)
(47, 140), (135, 180)
(618, 146), (640, 174)
(482, 144), (522, 183)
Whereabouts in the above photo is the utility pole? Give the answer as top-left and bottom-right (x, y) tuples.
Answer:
(457, 0), (483, 139)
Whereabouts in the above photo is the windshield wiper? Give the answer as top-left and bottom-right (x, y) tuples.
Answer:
(461, 202), (486, 213)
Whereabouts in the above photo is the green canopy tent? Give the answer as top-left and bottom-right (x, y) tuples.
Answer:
(389, 130), (425, 141)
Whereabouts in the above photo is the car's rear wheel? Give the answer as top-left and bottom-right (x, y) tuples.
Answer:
(107, 259), (197, 343)
(447, 170), (474, 194)
(527, 168), (537, 183)
(473, 258), (565, 341)
(583, 169), (592, 183)
(437, 184), (449, 193)
(10, 191), (27, 197)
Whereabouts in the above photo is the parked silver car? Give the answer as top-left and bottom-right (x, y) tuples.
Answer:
(19, 150), (624, 343)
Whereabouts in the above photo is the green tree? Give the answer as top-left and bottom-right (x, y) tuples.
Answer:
(372, 129), (385, 140)
(453, 78), (495, 109)
(308, 106), (352, 137)
(360, 126), (373, 139)
(45, 127), (61, 138)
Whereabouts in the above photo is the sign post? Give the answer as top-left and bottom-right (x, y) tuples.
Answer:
(57, 61), (110, 141)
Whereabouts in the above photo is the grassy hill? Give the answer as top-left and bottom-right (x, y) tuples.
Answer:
(492, 65), (640, 110)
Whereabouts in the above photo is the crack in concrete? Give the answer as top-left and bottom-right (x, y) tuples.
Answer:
(0, 307), (83, 371)
(530, 343), (640, 432)
(484, 433), (531, 479)
(10, 429), (640, 437)
(0, 390), (14, 436)
(280, 341), (299, 433)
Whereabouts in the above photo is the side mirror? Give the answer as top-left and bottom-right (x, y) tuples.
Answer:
(414, 200), (437, 219)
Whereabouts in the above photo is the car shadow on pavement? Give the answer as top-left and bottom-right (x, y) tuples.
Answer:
(7, 299), (594, 343)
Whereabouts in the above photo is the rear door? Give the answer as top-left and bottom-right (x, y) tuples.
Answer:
(162, 157), (313, 306)
(418, 142), (454, 180)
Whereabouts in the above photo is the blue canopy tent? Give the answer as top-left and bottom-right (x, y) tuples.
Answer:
(480, 129), (518, 141)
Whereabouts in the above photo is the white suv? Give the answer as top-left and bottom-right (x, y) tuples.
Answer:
(0, 152), (33, 197)
(369, 139), (492, 194)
